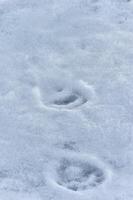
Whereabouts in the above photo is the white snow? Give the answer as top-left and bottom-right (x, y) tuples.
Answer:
(0, 0), (133, 199)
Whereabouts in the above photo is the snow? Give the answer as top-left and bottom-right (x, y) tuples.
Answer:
(0, 0), (133, 199)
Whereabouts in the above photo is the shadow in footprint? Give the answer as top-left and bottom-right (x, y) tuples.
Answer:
(52, 89), (89, 109)
(54, 94), (79, 106)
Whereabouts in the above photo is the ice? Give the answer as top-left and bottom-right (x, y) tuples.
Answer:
(0, 0), (133, 199)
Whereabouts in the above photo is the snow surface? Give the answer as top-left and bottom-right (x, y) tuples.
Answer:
(0, 0), (133, 199)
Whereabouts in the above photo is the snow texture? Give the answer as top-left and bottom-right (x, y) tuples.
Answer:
(0, 0), (133, 199)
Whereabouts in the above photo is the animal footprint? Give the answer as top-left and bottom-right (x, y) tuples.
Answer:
(52, 88), (89, 109)
(33, 78), (97, 110)
(57, 158), (105, 191)
(45, 153), (112, 193)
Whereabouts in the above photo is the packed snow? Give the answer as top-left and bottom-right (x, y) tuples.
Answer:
(0, 0), (133, 199)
